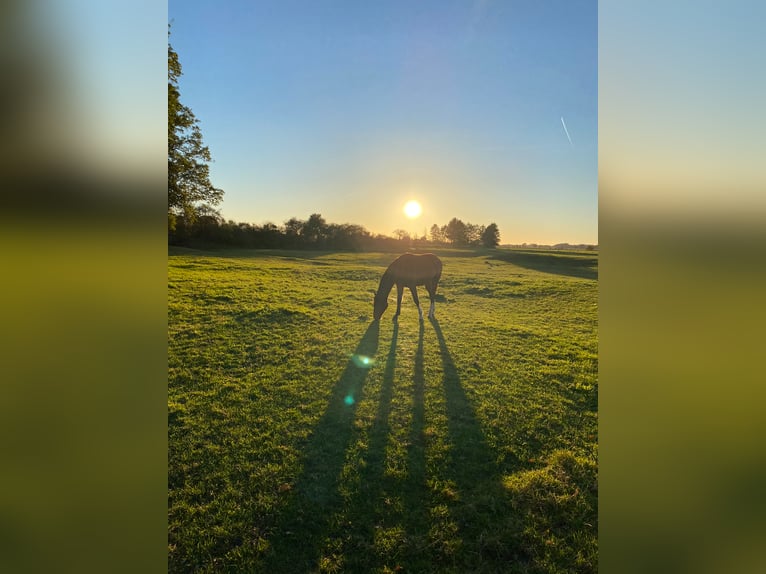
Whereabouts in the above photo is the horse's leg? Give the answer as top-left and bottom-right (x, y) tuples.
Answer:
(409, 286), (423, 321)
(394, 284), (404, 321)
(427, 280), (437, 318)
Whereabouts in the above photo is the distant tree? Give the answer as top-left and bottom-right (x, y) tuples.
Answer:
(302, 213), (327, 246)
(283, 217), (302, 236)
(261, 222), (279, 234)
(481, 223), (500, 248)
(327, 223), (370, 250)
(445, 217), (468, 245)
(256, 222), (281, 248)
(393, 229), (411, 241)
(466, 222), (483, 245)
(168, 32), (223, 231)
(191, 207), (224, 242)
(429, 223), (445, 244)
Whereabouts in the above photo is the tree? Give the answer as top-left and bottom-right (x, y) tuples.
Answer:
(392, 229), (411, 241)
(302, 213), (327, 246)
(481, 223), (500, 248)
(327, 223), (369, 250)
(429, 224), (444, 244)
(283, 217), (303, 237)
(168, 33), (223, 231)
(445, 217), (468, 245)
(466, 222), (483, 245)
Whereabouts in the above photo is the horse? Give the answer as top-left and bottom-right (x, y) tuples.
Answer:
(373, 253), (442, 321)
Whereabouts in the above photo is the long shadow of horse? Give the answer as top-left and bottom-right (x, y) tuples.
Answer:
(401, 322), (430, 563)
(337, 322), (434, 571)
(261, 321), (380, 572)
(490, 250), (598, 280)
(330, 322), (412, 570)
(259, 317), (594, 571)
(429, 318), (528, 568)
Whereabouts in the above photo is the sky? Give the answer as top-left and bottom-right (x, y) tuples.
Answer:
(168, 0), (597, 245)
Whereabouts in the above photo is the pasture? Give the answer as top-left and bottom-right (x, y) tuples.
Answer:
(168, 248), (598, 573)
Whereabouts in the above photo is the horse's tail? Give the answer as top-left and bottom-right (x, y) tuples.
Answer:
(431, 256), (443, 289)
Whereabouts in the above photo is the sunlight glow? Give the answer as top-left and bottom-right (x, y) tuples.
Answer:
(403, 200), (422, 219)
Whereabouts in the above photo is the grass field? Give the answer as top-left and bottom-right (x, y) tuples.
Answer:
(168, 247), (598, 573)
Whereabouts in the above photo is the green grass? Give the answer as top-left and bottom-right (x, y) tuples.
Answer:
(168, 247), (598, 573)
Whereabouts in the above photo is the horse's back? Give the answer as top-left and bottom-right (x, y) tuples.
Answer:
(390, 253), (442, 284)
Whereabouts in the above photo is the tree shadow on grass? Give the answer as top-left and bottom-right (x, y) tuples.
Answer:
(262, 321), (379, 573)
(490, 250), (598, 280)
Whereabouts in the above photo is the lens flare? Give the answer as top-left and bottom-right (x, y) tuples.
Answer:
(344, 395), (355, 406)
(351, 354), (375, 368)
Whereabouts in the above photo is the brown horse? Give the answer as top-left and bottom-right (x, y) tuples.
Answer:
(373, 253), (442, 321)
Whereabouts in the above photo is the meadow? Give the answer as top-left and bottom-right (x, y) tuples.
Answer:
(168, 247), (598, 573)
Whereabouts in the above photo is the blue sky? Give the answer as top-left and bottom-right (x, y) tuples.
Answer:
(169, 0), (597, 244)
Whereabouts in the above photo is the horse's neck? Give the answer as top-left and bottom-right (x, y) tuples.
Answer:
(378, 271), (395, 296)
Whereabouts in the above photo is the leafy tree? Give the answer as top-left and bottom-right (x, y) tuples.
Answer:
(327, 223), (369, 250)
(282, 217), (304, 248)
(466, 222), (483, 245)
(254, 222), (281, 248)
(481, 222), (500, 248)
(477, 224), (487, 245)
(302, 213), (327, 246)
(168, 33), (223, 231)
(429, 223), (444, 244)
(445, 217), (469, 245)
(283, 217), (303, 235)
(393, 229), (411, 241)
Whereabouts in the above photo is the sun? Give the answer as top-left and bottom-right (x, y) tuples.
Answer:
(403, 200), (422, 219)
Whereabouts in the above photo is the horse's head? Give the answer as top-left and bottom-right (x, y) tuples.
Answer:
(373, 290), (388, 321)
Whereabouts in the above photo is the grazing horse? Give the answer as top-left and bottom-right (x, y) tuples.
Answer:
(373, 253), (442, 321)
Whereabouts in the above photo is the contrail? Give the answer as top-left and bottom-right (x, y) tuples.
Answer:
(560, 116), (573, 146)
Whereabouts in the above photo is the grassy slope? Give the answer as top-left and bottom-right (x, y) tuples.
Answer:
(168, 248), (598, 573)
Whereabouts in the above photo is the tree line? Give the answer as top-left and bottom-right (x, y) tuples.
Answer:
(169, 212), (500, 250)
(430, 219), (500, 247)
